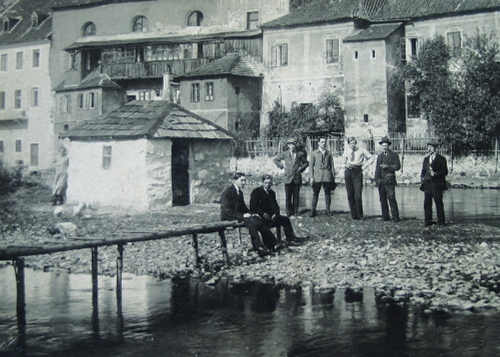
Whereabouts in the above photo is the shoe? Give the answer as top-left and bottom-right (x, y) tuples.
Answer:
(290, 236), (308, 243)
(382, 217), (391, 221)
(424, 221), (434, 226)
(257, 247), (274, 258)
(310, 211), (317, 218)
(437, 222), (446, 226)
(274, 242), (287, 251)
(286, 240), (302, 247)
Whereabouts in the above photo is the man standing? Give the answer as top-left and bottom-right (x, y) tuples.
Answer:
(420, 141), (449, 226)
(273, 138), (309, 217)
(343, 137), (374, 220)
(374, 137), (401, 221)
(220, 172), (284, 257)
(309, 137), (336, 217)
(250, 174), (307, 246)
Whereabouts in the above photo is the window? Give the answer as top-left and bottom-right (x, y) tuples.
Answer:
(187, 11), (203, 26)
(133, 16), (148, 32)
(363, 114), (369, 123)
(410, 38), (418, 58)
(247, 11), (259, 30)
(372, 50), (376, 58)
(30, 143), (39, 167)
(63, 124), (69, 131)
(15, 140), (22, 153)
(59, 94), (71, 113)
(82, 22), (96, 37)
(400, 37), (407, 61)
(191, 83), (200, 102)
(354, 51), (358, 59)
(1, 54), (7, 71)
(102, 47), (137, 63)
(270, 43), (288, 67)
(138, 91), (151, 100)
(326, 39), (339, 63)
(447, 31), (461, 57)
(61, 52), (75, 71)
(407, 95), (420, 118)
(0, 91), (5, 109)
(0, 141), (4, 153)
(16, 52), (23, 69)
(31, 88), (39, 107)
(77, 93), (84, 109)
(102, 146), (112, 169)
(14, 90), (21, 108)
(205, 82), (214, 101)
(87, 92), (97, 109)
(32, 49), (40, 67)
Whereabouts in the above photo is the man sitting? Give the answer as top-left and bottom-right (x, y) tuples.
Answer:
(250, 174), (307, 247)
(220, 172), (285, 257)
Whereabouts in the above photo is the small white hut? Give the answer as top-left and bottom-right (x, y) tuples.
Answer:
(62, 100), (234, 211)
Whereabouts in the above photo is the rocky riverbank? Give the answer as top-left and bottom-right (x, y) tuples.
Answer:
(1, 185), (500, 316)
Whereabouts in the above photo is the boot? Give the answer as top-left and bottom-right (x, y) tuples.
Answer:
(310, 195), (319, 217)
(325, 195), (331, 216)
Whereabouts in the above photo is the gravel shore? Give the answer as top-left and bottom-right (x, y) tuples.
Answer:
(1, 185), (500, 315)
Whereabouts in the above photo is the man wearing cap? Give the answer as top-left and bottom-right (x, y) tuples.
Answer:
(374, 137), (401, 221)
(343, 137), (374, 220)
(220, 172), (284, 257)
(309, 137), (336, 217)
(273, 138), (309, 217)
(420, 141), (449, 226)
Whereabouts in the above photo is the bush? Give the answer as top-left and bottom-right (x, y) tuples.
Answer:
(0, 163), (42, 196)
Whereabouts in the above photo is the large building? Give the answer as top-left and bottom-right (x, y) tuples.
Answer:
(261, 0), (500, 138)
(0, 0), (54, 170)
(50, 0), (293, 137)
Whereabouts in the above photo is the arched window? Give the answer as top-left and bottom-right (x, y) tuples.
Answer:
(82, 22), (96, 37)
(133, 16), (148, 32)
(187, 11), (203, 27)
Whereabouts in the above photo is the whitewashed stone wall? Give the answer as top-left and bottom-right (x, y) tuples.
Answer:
(67, 139), (149, 210)
(146, 139), (172, 210)
(190, 140), (232, 204)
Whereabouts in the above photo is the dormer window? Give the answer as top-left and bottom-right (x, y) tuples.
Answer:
(82, 22), (96, 37)
(133, 16), (148, 32)
(187, 11), (203, 27)
(3, 17), (20, 32)
(31, 13), (38, 27)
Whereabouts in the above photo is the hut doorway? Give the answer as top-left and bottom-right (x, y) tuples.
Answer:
(172, 141), (190, 206)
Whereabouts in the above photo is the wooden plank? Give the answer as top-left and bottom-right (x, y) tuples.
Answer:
(0, 221), (244, 260)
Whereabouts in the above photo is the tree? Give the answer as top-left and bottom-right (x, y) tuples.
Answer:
(265, 91), (345, 142)
(403, 32), (500, 156)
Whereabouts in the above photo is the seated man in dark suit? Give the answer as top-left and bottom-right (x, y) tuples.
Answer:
(220, 172), (284, 257)
(250, 174), (307, 246)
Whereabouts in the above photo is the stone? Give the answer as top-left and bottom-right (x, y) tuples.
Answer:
(54, 222), (78, 237)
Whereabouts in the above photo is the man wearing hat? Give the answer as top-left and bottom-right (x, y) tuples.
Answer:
(374, 136), (401, 221)
(273, 138), (309, 217)
(420, 140), (449, 226)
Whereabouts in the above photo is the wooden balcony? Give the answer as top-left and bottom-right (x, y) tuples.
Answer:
(102, 59), (213, 79)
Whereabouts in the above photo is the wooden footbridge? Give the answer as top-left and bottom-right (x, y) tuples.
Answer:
(0, 221), (244, 351)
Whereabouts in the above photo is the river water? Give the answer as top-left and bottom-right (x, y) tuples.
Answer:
(1, 187), (499, 356)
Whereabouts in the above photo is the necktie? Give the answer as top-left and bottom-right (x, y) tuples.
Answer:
(350, 150), (355, 162)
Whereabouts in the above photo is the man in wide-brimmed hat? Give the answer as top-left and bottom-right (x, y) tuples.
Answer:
(420, 140), (449, 226)
(374, 136), (401, 221)
(273, 138), (309, 217)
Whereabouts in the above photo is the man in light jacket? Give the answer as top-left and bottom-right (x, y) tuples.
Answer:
(309, 137), (336, 217)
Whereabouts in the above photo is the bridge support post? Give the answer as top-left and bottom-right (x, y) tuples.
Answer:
(218, 230), (230, 267)
(192, 233), (199, 268)
(13, 258), (26, 351)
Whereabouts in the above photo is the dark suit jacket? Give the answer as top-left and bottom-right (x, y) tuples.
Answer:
(220, 184), (249, 221)
(250, 186), (281, 218)
(374, 150), (401, 186)
(273, 150), (309, 185)
(421, 154), (448, 192)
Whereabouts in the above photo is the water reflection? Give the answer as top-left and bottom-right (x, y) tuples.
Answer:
(243, 185), (500, 227)
(1, 267), (500, 357)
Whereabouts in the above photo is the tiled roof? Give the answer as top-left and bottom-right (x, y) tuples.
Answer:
(51, 0), (150, 10)
(62, 101), (235, 140)
(175, 54), (264, 80)
(54, 67), (121, 91)
(343, 22), (403, 42)
(0, 0), (54, 45)
(261, 0), (500, 29)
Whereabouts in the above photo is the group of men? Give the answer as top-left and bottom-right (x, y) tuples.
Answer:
(220, 136), (449, 257)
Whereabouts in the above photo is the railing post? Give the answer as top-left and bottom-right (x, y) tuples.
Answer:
(13, 258), (26, 352)
(91, 247), (99, 337)
(116, 244), (124, 339)
(218, 229), (231, 267)
(192, 233), (199, 268)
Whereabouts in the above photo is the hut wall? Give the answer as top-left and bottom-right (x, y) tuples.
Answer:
(146, 139), (173, 210)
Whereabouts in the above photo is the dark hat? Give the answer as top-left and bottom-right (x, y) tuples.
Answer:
(286, 138), (296, 145)
(347, 136), (357, 144)
(427, 140), (439, 147)
(379, 136), (392, 145)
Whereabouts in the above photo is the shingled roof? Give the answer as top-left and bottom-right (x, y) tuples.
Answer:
(261, 0), (500, 29)
(0, 0), (54, 45)
(54, 67), (121, 92)
(62, 101), (235, 141)
(343, 22), (403, 42)
(175, 54), (264, 80)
